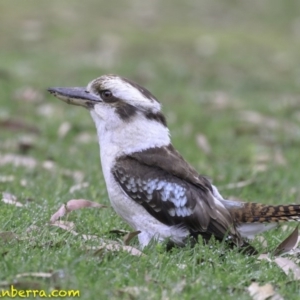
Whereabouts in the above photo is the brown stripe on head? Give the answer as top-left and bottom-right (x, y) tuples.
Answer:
(86, 74), (167, 125)
(120, 77), (159, 103)
(144, 111), (167, 126)
(115, 102), (138, 121)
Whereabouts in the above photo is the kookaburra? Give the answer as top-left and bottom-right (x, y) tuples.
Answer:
(48, 75), (300, 252)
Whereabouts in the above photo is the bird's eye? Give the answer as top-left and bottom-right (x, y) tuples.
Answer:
(100, 90), (113, 101)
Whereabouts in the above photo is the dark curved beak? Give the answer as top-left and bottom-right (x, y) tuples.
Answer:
(47, 87), (100, 108)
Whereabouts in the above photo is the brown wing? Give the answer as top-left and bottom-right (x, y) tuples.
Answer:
(113, 145), (241, 242)
(130, 144), (213, 192)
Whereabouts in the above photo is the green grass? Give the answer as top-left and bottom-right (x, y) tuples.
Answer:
(1, 1), (300, 299)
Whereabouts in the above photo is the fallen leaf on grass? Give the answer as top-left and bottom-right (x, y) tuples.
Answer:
(195, 134), (211, 154)
(69, 182), (89, 193)
(15, 270), (66, 283)
(273, 149), (287, 166)
(171, 279), (186, 294)
(259, 255), (300, 280)
(0, 231), (19, 242)
(82, 234), (101, 241)
(0, 154), (84, 183)
(252, 146), (287, 174)
(14, 86), (43, 104)
(118, 286), (149, 298)
(0, 119), (40, 134)
(42, 161), (85, 184)
(57, 122), (71, 138)
(273, 257), (300, 280)
(50, 205), (142, 257)
(123, 231), (141, 245)
(0, 154), (37, 169)
(50, 199), (107, 223)
(20, 179), (28, 187)
(0, 175), (15, 183)
(91, 243), (144, 257)
(176, 264), (187, 270)
(257, 254), (271, 262)
(1, 192), (23, 207)
(255, 236), (268, 248)
(51, 221), (79, 237)
(274, 225), (299, 256)
(16, 272), (53, 279)
(61, 169), (84, 184)
(51, 218), (106, 243)
(248, 282), (283, 300)
(25, 225), (40, 233)
(239, 110), (300, 136)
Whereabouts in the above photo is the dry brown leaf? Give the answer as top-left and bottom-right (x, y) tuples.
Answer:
(195, 134), (211, 154)
(16, 272), (53, 279)
(51, 221), (78, 236)
(0, 231), (19, 242)
(280, 225), (291, 232)
(273, 257), (300, 280)
(274, 225), (299, 256)
(172, 279), (186, 294)
(65, 199), (105, 211)
(93, 243), (144, 257)
(42, 160), (56, 171)
(248, 282), (283, 300)
(50, 199), (107, 223)
(257, 254), (271, 262)
(0, 175), (14, 183)
(37, 103), (55, 117)
(82, 234), (102, 241)
(1, 192), (23, 207)
(0, 154), (37, 169)
(51, 221), (105, 243)
(14, 86), (43, 104)
(42, 161), (85, 183)
(259, 254), (300, 280)
(123, 231), (141, 245)
(256, 236), (268, 248)
(25, 225), (40, 233)
(50, 205), (67, 222)
(69, 182), (89, 193)
(176, 264), (187, 270)
(118, 286), (149, 298)
(221, 179), (254, 190)
(252, 164), (268, 173)
(0, 119), (40, 134)
(61, 169), (84, 184)
(274, 149), (287, 166)
(20, 179), (28, 187)
(240, 110), (300, 135)
(252, 145), (287, 175)
(57, 121), (72, 138)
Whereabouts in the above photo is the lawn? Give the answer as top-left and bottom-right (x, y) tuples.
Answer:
(1, 1), (300, 299)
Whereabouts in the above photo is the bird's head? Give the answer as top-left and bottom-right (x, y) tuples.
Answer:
(48, 74), (166, 127)
(48, 75), (170, 152)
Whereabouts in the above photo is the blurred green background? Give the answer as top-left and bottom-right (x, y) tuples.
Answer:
(1, 1), (300, 299)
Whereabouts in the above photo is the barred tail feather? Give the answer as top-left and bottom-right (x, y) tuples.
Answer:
(231, 203), (300, 224)
(228, 202), (300, 239)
